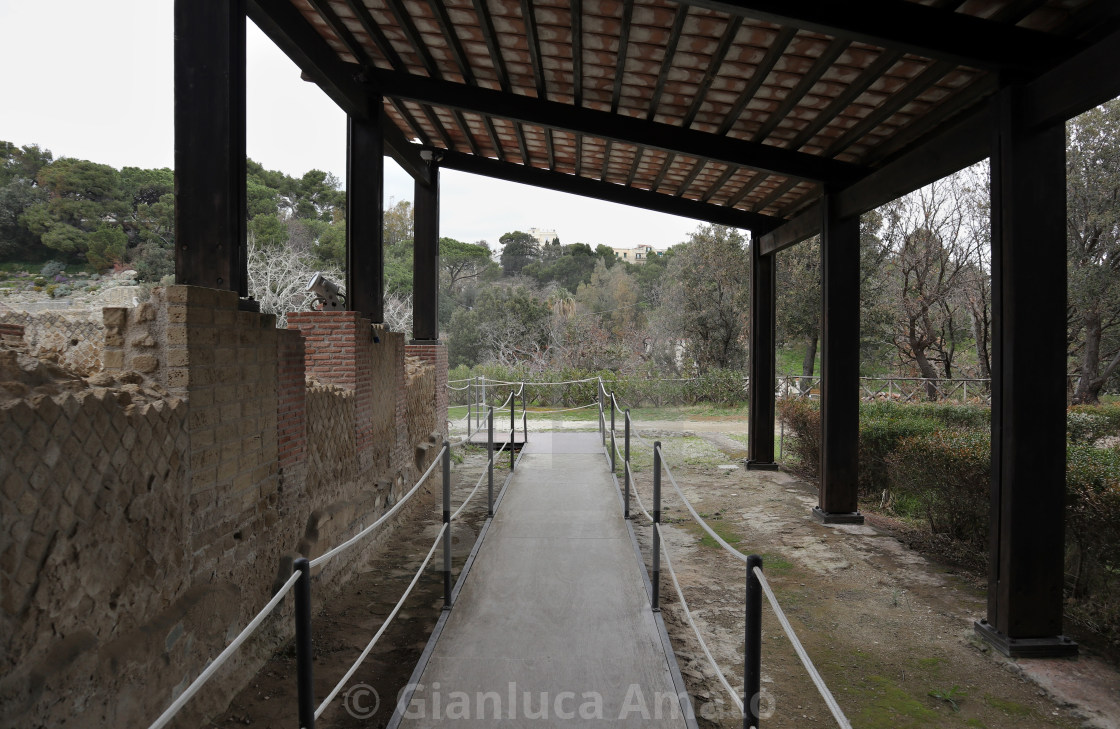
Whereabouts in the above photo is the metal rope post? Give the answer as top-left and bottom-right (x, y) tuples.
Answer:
(610, 393), (616, 473)
(294, 557), (315, 729)
(510, 388), (516, 471)
(745, 555), (763, 729)
(442, 442), (452, 607)
(652, 441), (662, 611)
(624, 410), (631, 518)
(487, 407), (494, 517)
(467, 380), (472, 438)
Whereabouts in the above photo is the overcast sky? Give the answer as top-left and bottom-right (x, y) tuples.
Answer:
(0, 0), (710, 249)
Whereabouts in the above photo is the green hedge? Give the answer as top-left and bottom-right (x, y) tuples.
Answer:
(777, 399), (1120, 646)
(447, 365), (748, 408)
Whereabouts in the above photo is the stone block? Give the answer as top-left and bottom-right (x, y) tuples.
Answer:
(102, 350), (125, 370)
(103, 307), (128, 330)
(133, 355), (159, 373)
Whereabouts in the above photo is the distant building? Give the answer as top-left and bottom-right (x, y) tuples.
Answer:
(612, 244), (661, 264)
(528, 227), (559, 245)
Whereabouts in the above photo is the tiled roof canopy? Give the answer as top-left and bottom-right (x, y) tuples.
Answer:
(251, 0), (1120, 233)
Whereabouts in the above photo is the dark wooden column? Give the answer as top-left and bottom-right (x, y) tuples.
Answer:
(747, 240), (778, 470)
(815, 195), (863, 524)
(412, 159), (440, 342)
(346, 105), (384, 322)
(174, 0), (247, 295)
(975, 86), (1076, 657)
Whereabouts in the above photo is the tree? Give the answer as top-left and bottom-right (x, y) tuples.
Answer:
(875, 173), (986, 397)
(440, 237), (493, 294)
(22, 158), (127, 263)
(384, 198), (414, 246)
(659, 224), (750, 372)
(523, 242), (599, 292)
(1068, 98), (1120, 403)
(499, 230), (540, 276)
(575, 260), (643, 338)
(446, 286), (551, 368)
(0, 142), (52, 259)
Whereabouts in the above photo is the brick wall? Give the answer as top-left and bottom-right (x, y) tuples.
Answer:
(405, 342), (448, 438)
(2, 288), (444, 728)
(0, 322), (24, 348)
(276, 329), (306, 470)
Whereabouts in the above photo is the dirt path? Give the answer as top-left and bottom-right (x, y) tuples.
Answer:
(624, 432), (1118, 729)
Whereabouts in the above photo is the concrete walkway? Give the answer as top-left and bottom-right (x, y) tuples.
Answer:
(394, 432), (689, 727)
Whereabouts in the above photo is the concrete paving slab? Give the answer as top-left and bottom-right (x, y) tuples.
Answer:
(396, 434), (688, 728)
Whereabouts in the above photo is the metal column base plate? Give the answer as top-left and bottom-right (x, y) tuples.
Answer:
(811, 506), (865, 524)
(745, 460), (780, 471)
(974, 619), (1078, 658)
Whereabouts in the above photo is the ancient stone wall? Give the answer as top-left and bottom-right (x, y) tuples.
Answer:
(0, 286), (449, 728)
(0, 310), (104, 375)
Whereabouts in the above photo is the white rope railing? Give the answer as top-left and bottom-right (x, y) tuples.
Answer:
(310, 445), (446, 568)
(753, 566), (852, 728)
(658, 446), (748, 563)
(625, 462), (653, 522)
(648, 439), (851, 729)
(314, 523), (448, 719)
(451, 464), (489, 521)
(657, 523), (744, 715)
(147, 571), (302, 729)
(526, 402), (601, 414)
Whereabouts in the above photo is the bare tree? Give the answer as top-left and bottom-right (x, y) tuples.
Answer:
(880, 175), (977, 398)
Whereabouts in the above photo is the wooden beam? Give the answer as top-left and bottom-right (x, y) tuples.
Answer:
(647, 6), (688, 122)
(816, 195), (862, 523)
(1023, 24), (1120, 132)
(247, 0), (430, 184)
(610, 0), (634, 114)
(368, 69), (863, 184)
(438, 150), (782, 231)
(681, 16), (743, 128)
(760, 107), (992, 248)
(346, 110), (384, 322)
(679, 0), (1078, 71)
(413, 162), (440, 342)
(978, 85), (1076, 657)
(758, 200), (820, 254)
(747, 239), (778, 469)
(175, 0), (246, 294)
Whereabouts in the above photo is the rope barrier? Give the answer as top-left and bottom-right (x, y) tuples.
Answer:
(753, 566), (852, 729)
(315, 524), (448, 719)
(523, 402), (601, 414)
(657, 523), (744, 715)
(451, 465), (489, 521)
(626, 462), (653, 521)
(480, 377), (599, 386)
(446, 383), (470, 391)
(147, 571), (302, 729)
(658, 445), (748, 563)
(310, 445), (446, 568)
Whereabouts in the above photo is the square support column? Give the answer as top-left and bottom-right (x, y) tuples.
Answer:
(975, 86), (1076, 658)
(747, 241), (778, 470)
(815, 195), (863, 524)
(346, 106), (384, 322)
(413, 161), (440, 343)
(174, 0), (247, 295)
